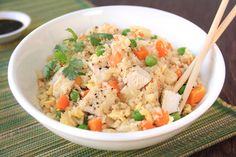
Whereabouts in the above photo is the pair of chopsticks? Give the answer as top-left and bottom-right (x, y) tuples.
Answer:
(174, 0), (236, 113)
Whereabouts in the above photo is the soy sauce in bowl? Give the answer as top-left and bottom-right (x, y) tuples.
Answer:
(0, 11), (31, 44)
(0, 19), (23, 35)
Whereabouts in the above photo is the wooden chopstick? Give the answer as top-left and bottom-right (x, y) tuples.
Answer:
(174, 4), (236, 93)
(213, 5), (236, 42)
(178, 0), (229, 112)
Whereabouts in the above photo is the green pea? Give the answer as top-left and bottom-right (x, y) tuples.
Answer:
(129, 39), (137, 48)
(70, 90), (80, 102)
(96, 45), (105, 56)
(178, 47), (186, 55)
(122, 28), (130, 36)
(151, 35), (158, 39)
(132, 110), (145, 121)
(77, 124), (88, 130)
(170, 112), (181, 121)
(178, 84), (186, 95)
(145, 55), (157, 67)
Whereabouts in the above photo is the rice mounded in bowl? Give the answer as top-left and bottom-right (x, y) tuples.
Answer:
(37, 23), (205, 132)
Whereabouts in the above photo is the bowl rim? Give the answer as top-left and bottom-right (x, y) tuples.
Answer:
(8, 5), (226, 141)
(0, 11), (31, 38)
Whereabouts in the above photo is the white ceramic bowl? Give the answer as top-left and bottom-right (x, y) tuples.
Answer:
(8, 6), (225, 150)
(0, 11), (31, 44)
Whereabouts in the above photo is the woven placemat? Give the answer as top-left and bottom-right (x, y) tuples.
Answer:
(0, 0), (236, 156)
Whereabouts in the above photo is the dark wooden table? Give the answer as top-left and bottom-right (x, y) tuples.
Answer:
(91, 0), (236, 156)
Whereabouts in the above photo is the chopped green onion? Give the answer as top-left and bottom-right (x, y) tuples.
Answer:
(132, 110), (145, 121)
(178, 84), (186, 95)
(170, 112), (181, 121)
(151, 35), (158, 39)
(74, 41), (85, 52)
(122, 28), (130, 36)
(145, 55), (157, 67)
(77, 124), (88, 130)
(96, 45), (105, 56)
(70, 90), (80, 102)
(88, 33), (113, 46)
(135, 37), (144, 40)
(55, 111), (62, 119)
(89, 36), (101, 46)
(83, 114), (88, 125)
(94, 33), (113, 40)
(178, 47), (186, 55)
(129, 39), (137, 48)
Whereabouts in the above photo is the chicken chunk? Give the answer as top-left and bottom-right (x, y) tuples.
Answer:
(161, 90), (181, 114)
(123, 66), (151, 89)
(50, 68), (74, 98)
(88, 55), (112, 83)
(79, 87), (117, 116)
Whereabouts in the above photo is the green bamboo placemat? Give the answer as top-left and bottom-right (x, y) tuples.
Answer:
(0, 0), (236, 156)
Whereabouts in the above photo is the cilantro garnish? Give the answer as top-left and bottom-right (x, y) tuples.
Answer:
(54, 44), (68, 53)
(66, 28), (78, 41)
(54, 50), (68, 64)
(43, 60), (60, 80)
(62, 58), (84, 80)
(74, 41), (85, 52)
(43, 28), (86, 81)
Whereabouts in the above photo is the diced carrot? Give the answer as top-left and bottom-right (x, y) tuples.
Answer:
(176, 68), (182, 78)
(155, 40), (169, 57)
(108, 52), (122, 67)
(75, 76), (82, 86)
(134, 46), (149, 60)
(141, 120), (155, 130)
(56, 95), (70, 110)
(88, 118), (102, 131)
(138, 32), (144, 37)
(187, 85), (206, 106)
(81, 89), (89, 98)
(108, 79), (120, 93)
(154, 110), (169, 127)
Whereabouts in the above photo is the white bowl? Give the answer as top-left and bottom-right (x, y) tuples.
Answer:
(8, 6), (225, 150)
(0, 11), (31, 44)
